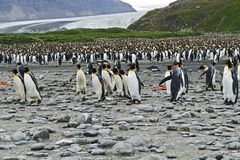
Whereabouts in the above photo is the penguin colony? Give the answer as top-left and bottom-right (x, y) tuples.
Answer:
(11, 55), (239, 106)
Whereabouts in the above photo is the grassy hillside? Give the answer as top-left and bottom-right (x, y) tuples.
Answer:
(200, 0), (240, 32)
(0, 28), (200, 44)
(128, 0), (240, 32)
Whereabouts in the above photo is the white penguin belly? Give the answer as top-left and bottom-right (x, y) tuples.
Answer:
(122, 76), (129, 95)
(165, 71), (171, 95)
(76, 70), (86, 92)
(223, 72), (235, 102)
(102, 70), (112, 92)
(92, 75), (103, 100)
(128, 72), (140, 101)
(13, 76), (25, 100)
(115, 75), (123, 96)
(24, 74), (41, 100)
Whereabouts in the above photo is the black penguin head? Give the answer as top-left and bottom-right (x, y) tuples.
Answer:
(211, 61), (217, 66)
(225, 60), (232, 68)
(107, 64), (112, 70)
(198, 65), (206, 70)
(119, 70), (125, 75)
(92, 68), (97, 74)
(102, 64), (107, 70)
(24, 67), (30, 73)
(129, 64), (136, 70)
(167, 65), (172, 70)
(12, 69), (18, 75)
(17, 62), (22, 66)
(174, 61), (181, 68)
(112, 68), (118, 75)
(77, 64), (81, 69)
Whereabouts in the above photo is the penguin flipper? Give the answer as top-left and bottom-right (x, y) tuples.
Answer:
(159, 76), (172, 86)
(200, 70), (207, 78)
(69, 74), (77, 82)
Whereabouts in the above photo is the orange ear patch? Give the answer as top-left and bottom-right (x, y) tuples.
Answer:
(0, 81), (9, 85)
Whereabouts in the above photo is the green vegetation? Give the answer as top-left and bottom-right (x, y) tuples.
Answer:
(129, 0), (240, 32)
(199, 0), (240, 32)
(0, 28), (201, 44)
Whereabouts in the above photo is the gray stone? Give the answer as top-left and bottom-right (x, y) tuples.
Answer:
(44, 144), (55, 150)
(199, 145), (207, 150)
(11, 132), (27, 142)
(26, 152), (49, 157)
(111, 142), (134, 156)
(98, 129), (111, 136)
(83, 130), (99, 137)
(31, 143), (45, 151)
(67, 144), (82, 153)
(167, 154), (177, 159)
(57, 115), (71, 123)
(0, 115), (14, 120)
(78, 113), (92, 124)
(63, 131), (82, 138)
(91, 149), (106, 155)
(227, 142), (240, 150)
(126, 135), (146, 147)
(99, 139), (116, 148)
(0, 144), (16, 150)
(116, 116), (145, 123)
(205, 107), (214, 113)
(138, 104), (154, 112)
(32, 128), (50, 141)
(56, 139), (74, 146)
(166, 125), (177, 131)
(0, 133), (11, 142)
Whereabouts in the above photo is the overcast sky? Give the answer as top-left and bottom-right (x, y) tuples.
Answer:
(121, 0), (176, 11)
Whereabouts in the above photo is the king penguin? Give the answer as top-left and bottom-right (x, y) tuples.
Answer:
(159, 62), (184, 102)
(23, 67), (42, 104)
(112, 68), (124, 97)
(12, 69), (26, 103)
(119, 69), (130, 98)
(199, 61), (217, 91)
(101, 64), (113, 95)
(222, 60), (238, 105)
(91, 68), (105, 101)
(127, 64), (143, 103)
(76, 64), (87, 100)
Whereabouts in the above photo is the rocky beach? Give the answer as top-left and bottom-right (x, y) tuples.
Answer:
(0, 61), (240, 160)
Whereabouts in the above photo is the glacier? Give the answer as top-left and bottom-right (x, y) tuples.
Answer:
(0, 11), (146, 33)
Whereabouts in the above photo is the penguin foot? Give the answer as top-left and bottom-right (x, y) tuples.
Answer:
(81, 97), (87, 101)
(226, 101), (235, 105)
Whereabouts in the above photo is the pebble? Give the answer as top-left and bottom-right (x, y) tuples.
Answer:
(91, 149), (106, 155)
(111, 142), (134, 156)
(31, 143), (45, 151)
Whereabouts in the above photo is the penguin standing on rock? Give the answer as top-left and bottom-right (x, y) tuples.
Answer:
(12, 69), (26, 103)
(76, 64), (87, 100)
(159, 62), (184, 102)
(23, 67), (42, 104)
(91, 68), (105, 101)
(222, 60), (238, 105)
(127, 64), (143, 103)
